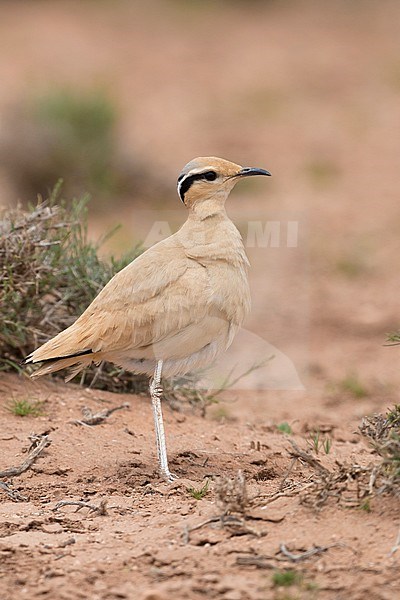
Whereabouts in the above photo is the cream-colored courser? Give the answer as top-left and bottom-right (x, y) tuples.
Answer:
(24, 157), (271, 480)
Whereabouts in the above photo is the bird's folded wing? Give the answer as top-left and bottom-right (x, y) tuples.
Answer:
(27, 239), (218, 363)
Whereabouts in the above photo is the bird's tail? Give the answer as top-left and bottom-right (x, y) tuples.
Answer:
(23, 324), (96, 382)
(27, 354), (95, 382)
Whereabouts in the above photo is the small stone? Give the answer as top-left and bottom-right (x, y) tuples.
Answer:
(249, 451), (267, 465)
(202, 573), (219, 583)
(179, 504), (191, 516)
(41, 523), (63, 534)
(247, 507), (285, 522)
(192, 530), (225, 546)
(58, 537), (75, 548)
(224, 591), (242, 600)
(142, 590), (166, 600)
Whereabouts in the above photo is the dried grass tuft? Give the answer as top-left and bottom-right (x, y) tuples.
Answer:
(283, 407), (400, 510)
(0, 188), (146, 393)
(359, 405), (400, 496)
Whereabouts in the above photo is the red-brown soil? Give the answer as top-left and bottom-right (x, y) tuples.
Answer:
(0, 372), (399, 600)
(1, 1), (400, 599)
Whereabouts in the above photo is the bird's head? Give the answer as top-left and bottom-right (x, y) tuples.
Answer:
(177, 157), (271, 212)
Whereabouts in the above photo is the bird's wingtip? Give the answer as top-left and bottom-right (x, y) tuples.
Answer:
(21, 354), (33, 366)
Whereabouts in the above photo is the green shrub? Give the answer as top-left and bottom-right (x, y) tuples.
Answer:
(0, 186), (146, 393)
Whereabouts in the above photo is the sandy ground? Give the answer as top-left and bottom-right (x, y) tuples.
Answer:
(0, 372), (399, 600)
(1, 1), (400, 598)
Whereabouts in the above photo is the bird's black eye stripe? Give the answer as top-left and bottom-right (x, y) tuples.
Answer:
(178, 170), (218, 202)
(178, 173), (203, 202)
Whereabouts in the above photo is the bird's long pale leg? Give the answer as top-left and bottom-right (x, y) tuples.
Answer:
(149, 360), (176, 482)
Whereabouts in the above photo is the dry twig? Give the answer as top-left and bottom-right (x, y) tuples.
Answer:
(0, 434), (50, 501)
(359, 408), (400, 496)
(53, 499), (108, 515)
(0, 435), (50, 478)
(235, 555), (274, 569)
(73, 402), (130, 426)
(183, 472), (266, 543)
(183, 513), (263, 544)
(288, 439), (330, 475)
(0, 481), (27, 502)
(236, 542), (349, 568)
(279, 542), (339, 562)
(182, 515), (220, 543)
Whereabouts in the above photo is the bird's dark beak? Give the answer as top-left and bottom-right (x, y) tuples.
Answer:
(236, 167), (272, 178)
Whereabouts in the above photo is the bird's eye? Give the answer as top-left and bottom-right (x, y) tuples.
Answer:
(203, 171), (217, 181)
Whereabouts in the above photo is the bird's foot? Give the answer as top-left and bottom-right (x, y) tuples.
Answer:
(160, 468), (178, 483)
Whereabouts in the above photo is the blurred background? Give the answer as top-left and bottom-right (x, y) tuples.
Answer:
(1, 0), (399, 405)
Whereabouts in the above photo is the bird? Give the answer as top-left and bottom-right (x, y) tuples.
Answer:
(24, 157), (271, 481)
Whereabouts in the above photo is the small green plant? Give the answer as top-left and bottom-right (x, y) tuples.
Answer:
(34, 87), (119, 197)
(386, 331), (400, 345)
(334, 240), (372, 279)
(323, 437), (332, 454)
(210, 406), (231, 421)
(387, 405), (400, 427)
(6, 398), (43, 417)
(360, 498), (371, 512)
(277, 422), (292, 434)
(187, 479), (209, 500)
(304, 580), (320, 592)
(0, 191), (144, 393)
(336, 256), (367, 278)
(303, 158), (340, 188)
(272, 569), (301, 587)
(309, 431), (320, 454)
(340, 373), (368, 399)
(308, 430), (332, 455)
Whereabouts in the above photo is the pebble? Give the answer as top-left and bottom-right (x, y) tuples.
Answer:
(142, 590), (166, 600)
(224, 591), (242, 600)
(41, 523), (63, 534)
